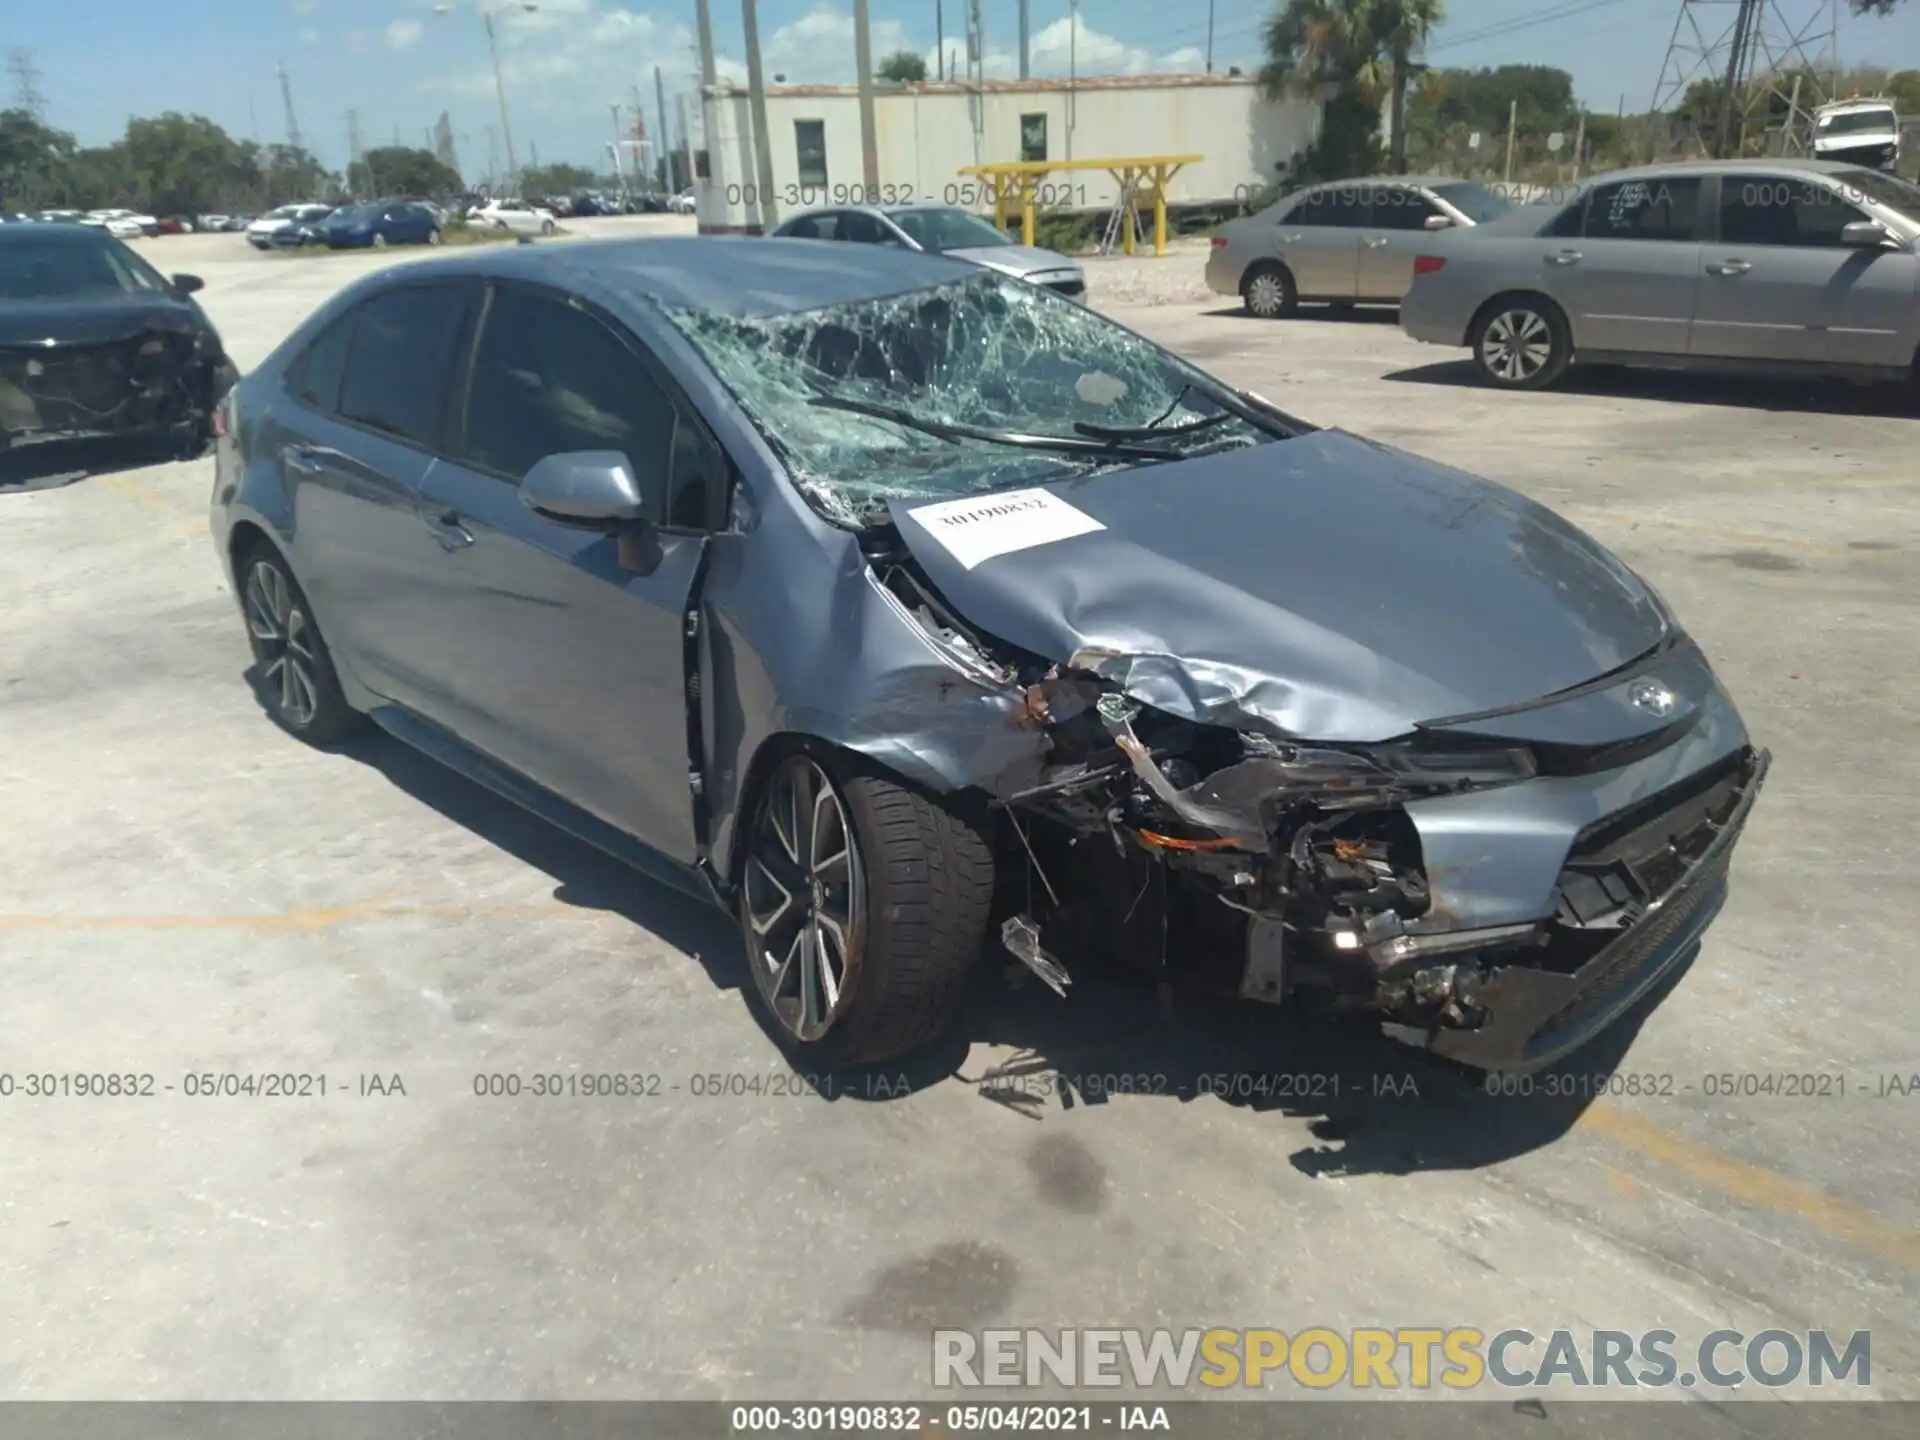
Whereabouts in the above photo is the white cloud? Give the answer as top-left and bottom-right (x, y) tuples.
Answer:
(387, 19), (424, 52)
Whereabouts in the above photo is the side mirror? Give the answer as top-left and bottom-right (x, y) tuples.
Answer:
(521, 451), (651, 528)
(172, 273), (205, 294)
(1841, 219), (1895, 248)
(1423, 213), (1456, 231)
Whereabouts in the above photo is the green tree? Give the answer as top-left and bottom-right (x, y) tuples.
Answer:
(349, 146), (462, 199)
(516, 161), (598, 196)
(1262, 0), (1445, 179)
(120, 112), (257, 215)
(877, 50), (928, 83)
(0, 107), (78, 211)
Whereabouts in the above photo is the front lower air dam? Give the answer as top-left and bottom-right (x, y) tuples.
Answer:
(1413, 746), (1769, 1075)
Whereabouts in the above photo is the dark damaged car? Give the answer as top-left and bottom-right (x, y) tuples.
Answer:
(208, 238), (1768, 1073)
(1, 223), (237, 458)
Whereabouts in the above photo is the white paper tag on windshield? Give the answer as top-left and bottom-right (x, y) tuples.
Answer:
(906, 489), (1106, 570)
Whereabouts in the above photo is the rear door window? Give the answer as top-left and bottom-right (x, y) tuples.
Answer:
(336, 282), (478, 448)
(1582, 178), (1703, 241)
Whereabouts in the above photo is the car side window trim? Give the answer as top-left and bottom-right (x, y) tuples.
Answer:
(450, 278), (733, 534)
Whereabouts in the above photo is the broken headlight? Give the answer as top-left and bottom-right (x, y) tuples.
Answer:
(1237, 736), (1538, 800)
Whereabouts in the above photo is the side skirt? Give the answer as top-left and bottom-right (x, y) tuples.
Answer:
(367, 705), (726, 911)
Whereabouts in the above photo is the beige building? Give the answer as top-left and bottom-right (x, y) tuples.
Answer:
(693, 75), (1324, 235)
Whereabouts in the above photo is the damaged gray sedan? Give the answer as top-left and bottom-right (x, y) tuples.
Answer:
(210, 236), (1767, 1073)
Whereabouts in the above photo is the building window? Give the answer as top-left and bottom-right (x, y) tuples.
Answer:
(794, 120), (828, 187)
(1020, 112), (1048, 163)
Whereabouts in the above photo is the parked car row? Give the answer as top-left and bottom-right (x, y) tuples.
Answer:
(1209, 158), (1920, 394)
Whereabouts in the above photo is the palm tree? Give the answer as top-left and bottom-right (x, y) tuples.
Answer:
(1261, 0), (1445, 175)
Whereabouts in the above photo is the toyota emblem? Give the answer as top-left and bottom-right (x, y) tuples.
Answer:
(1629, 680), (1677, 718)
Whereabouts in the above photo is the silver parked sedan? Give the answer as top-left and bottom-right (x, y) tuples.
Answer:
(209, 237), (1764, 1073)
(771, 203), (1086, 298)
(1401, 158), (1920, 389)
(1206, 176), (1514, 317)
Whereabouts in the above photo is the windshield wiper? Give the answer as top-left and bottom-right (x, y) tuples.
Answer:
(1074, 411), (1238, 443)
(808, 391), (1178, 461)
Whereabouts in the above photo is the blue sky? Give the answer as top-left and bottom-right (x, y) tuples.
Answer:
(12, 1), (1920, 173)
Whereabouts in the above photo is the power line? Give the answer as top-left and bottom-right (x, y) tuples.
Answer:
(7, 46), (47, 121)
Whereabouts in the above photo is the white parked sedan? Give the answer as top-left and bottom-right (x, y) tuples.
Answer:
(83, 209), (154, 239)
(471, 200), (558, 236)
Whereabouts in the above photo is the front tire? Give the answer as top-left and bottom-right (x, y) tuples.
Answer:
(427, 228), (442, 246)
(372, 232), (388, 249)
(1241, 261), (1297, 319)
(238, 546), (365, 744)
(540, 219), (556, 235)
(1471, 297), (1572, 390)
(737, 752), (994, 1065)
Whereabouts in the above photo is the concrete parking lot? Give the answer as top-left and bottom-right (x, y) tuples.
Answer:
(3, 216), (1918, 1404)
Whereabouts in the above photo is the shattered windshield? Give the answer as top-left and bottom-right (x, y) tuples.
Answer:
(663, 271), (1284, 528)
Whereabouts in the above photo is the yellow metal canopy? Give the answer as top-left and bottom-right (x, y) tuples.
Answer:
(956, 154), (1203, 257)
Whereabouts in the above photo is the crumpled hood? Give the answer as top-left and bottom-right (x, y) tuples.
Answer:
(886, 430), (1669, 741)
(945, 243), (1081, 278)
(0, 295), (200, 349)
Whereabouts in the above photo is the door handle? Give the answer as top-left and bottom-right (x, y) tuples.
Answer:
(283, 446), (323, 474)
(1707, 259), (1752, 276)
(1545, 250), (1583, 266)
(1279, 232), (1302, 243)
(423, 505), (474, 550)
(1364, 236), (1390, 248)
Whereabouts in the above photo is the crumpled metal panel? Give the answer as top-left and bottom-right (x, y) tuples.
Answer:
(887, 430), (1670, 742)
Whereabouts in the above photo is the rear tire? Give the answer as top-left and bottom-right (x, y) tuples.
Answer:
(737, 751), (994, 1065)
(1471, 296), (1572, 390)
(372, 232), (388, 249)
(1241, 261), (1297, 319)
(236, 544), (366, 745)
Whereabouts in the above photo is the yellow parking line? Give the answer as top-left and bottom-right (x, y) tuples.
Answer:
(0, 895), (594, 934)
(1577, 1104), (1920, 1271)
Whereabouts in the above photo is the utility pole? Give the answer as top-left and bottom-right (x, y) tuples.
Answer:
(854, 0), (880, 194)
(277, 61), (304, 154)
(1717, 0), (1759, 157)
(1018, 0), (1030, 80)
(1503, 97), (1518, 182)
(742, 0), (779, 228)
(485, 125), (499, 189)
(655, 66), (672, 191)
(1205, 1), (1215, 74)
(937, 1), (945, 83)
(1067, 0), (1078, 161)
(1572, 110), (1587, 178)
(965, 0), (985, 163)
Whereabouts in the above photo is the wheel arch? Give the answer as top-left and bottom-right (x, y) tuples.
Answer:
(717, 726), (987, 893)
(1467, 289), (1575, 351)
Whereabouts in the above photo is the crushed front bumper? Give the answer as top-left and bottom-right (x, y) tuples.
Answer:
(1406, 745), (1769, 1073)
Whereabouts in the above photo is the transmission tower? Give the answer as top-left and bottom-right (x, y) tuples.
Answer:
(277, 60), (305, 154)
(1650, 0), (1840, 158)
(7, 47), (47, 120)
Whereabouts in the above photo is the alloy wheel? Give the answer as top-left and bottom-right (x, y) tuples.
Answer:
(1246, 271), (1288, 318)
(372, 232), (388, 248)
(243, 560), (320, 729)
(1483, 308), (1553, 382)
(743, 756), (865, 1043)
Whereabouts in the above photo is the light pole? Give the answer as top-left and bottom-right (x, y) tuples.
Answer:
(435, 2), (537, 193)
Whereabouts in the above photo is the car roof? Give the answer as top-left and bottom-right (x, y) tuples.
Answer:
(1552, 157), (1878, 181)
(410, 234), (980, 318)
(0, 222), (112, 245)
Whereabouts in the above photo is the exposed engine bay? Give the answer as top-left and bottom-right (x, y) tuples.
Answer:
(866, 532), (1767, 1070)
(0, 332), (217, 450)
